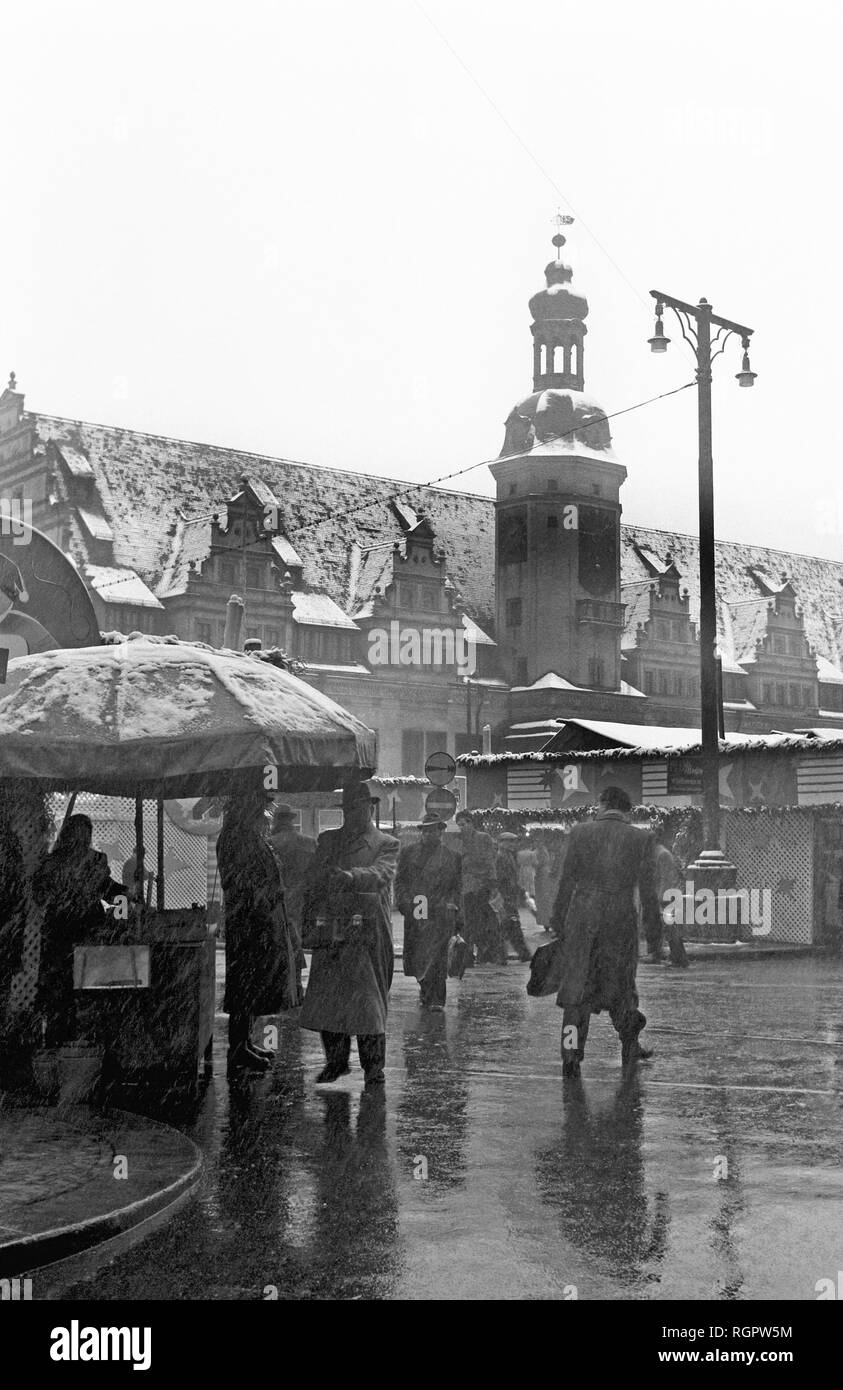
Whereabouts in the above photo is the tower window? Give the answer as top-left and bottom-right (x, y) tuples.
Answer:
(509, 483), (517, 496)
(505, 597), (522, 627)
(591, 484), (600, 496)
(588, 656), (605, 687)
(547, 515), (558, 529)
(547, 478), (559, 492)
(515, 658), (528, 686)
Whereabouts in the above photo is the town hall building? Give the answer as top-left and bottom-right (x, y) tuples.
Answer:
(2, 232), (843, 777)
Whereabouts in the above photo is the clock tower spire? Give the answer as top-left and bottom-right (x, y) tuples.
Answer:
(491, 224), (627, 692)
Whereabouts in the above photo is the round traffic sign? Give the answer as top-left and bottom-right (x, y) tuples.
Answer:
(424, 787), (458, 821)
(424, 750), (456, 786)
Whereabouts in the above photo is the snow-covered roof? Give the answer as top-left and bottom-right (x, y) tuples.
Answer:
(512, 672), (646, 698)
(272, 535), (304, 570)
(301, 662), (370, 675)
(509, 720), (566, 731)
(513, 672), (583, 692)
(292, 592), (359, 630)
(459, 726), (843, 765)
(55, 443), (94, 478)
(817, 655), (843, 685)
(85, 565), (164, 609)
(550, 718), (787, 752)
(77, 507), (114, 543)
(717, 648), (747, 675)
(461, 612), (495, 646)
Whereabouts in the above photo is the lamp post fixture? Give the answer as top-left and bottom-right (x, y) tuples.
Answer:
(648, 289), (756, 891)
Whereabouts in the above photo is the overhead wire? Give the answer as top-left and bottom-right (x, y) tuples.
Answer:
(178, 379), (696, 546)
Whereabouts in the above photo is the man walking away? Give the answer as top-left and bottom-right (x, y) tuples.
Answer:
(455, 811), (497, 967)
(550, 786), (662, 1078)
(396, 813), (461, 1011)
(496, 833), (532, 963)
(300, 782), (398, 1088)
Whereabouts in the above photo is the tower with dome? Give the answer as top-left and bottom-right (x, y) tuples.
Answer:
(490, 221), (628, 695)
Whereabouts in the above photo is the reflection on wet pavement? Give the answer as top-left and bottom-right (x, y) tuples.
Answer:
(64, 956), (843, 1300)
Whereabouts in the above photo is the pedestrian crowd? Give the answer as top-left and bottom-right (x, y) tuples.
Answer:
(0, 780), (690, 1088)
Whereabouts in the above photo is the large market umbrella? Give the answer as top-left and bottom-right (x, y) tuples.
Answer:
(0, 636), (377, 796)
(0, 637), (377, 907)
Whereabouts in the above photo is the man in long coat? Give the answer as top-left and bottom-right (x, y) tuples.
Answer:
(217, 789), (300, 1072)
(455, 811), (498, 965)
(300, 781), (398, 1087)
(495, 832), (532, 963)
(550, 786), (662, 1078)
(396, 812), (461, 1011)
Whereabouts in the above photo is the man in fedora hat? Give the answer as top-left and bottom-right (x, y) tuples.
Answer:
(396, 812), (461, 1011)
(300, 780), (399, 1087)
(270, 803), (315, 971)
(550, 785), (662, 1078)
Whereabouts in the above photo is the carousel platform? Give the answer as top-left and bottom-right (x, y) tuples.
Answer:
(0, 1103), (201, 1293)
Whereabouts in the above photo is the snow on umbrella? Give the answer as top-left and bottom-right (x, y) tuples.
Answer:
(0, 637), (377, 796)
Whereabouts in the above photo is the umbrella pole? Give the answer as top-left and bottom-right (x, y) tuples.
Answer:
(58, 790), (78, 840)
(134, 793), (145, 905)
(156, 798), (165, 911)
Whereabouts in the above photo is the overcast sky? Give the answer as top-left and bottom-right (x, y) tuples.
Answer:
(3, 0), (840, 560)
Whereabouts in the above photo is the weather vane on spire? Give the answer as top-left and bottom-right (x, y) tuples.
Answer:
(551, 209), (574, 258)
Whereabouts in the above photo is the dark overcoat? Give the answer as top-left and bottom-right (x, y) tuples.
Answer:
(300, 824), (398, 1035)
(32, 847), (122, 1019)
(217, 823), (297, 1016)
(550, 812), (661, 1014)
(396, 839), (461, 981)
(0, 823), (26, 995)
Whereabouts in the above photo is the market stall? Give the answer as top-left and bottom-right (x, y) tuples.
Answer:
(0, 635), (377, 1084)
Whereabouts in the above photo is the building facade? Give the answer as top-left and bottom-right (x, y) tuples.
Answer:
(2, 236), (843, 783)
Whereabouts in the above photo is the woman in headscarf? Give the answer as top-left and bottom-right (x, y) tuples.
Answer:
(32, 814), (125, 1045)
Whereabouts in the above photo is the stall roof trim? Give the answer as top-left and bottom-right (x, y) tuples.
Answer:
(457, 719), (843, 764)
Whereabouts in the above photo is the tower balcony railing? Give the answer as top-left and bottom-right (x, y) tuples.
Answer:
(577, 599), (626, 627)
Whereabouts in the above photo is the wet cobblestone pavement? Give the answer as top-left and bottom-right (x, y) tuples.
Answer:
(59, 953), (843, 1301)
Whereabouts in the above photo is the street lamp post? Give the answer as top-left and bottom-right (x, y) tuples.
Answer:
(648, 290), (756, 891)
